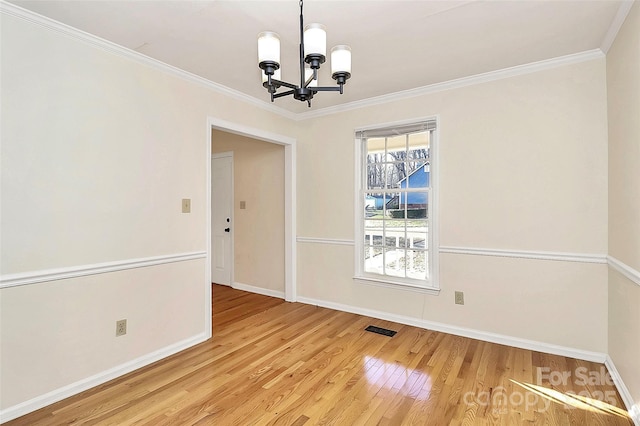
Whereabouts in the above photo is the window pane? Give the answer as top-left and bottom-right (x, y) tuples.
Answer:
(364, 223), (384, 243)
(384, 162), (406, 189)
(406, 250), (428, 280)
(367, 137), (385, 154)
(365, 247), (384, 274)
(367, 232), (384, 247)
(364, 191), (384, 247)
(385, 150), (407, 164)
(408, 136), (429, 165)
(386, 135), (406, 152)
(384, 231), (403, 249)
(384, 192), (400, 213)
(366, 163), (384, 190)
(398, 235), (411, 249)
(408, 131), (429, 155)
(406, 164), (430, 189)
(364, 193), (384, 219)
(384, 248), (405, 277)
(404, 191), (428, 218)
(388, 207), (406, 219)
(406, 229), (427, 249)
(406, 161), (424, 177)
(408, 149), (429, 163)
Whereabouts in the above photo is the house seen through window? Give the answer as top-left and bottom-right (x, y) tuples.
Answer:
(356, 120), (438, 289)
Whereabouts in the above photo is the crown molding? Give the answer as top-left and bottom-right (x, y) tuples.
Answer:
(600, 0), (635, 54)
(0, 0), (298, 121)
(296, 49), (605, 120)
(1, 1), (608, 122)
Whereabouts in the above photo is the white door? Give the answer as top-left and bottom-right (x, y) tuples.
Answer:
(211, 153), (233, 286)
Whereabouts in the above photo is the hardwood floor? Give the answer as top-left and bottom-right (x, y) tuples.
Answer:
(5, 284), (633, 425)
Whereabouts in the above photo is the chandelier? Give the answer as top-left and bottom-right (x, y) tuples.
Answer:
(257, 0), (352, 107)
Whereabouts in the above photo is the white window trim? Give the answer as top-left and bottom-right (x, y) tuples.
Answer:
(354, 117), (440, 293)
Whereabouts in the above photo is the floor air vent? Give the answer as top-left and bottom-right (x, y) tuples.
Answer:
(365, 325), (397, 337)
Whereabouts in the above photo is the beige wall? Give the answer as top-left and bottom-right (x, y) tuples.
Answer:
(2, 0), (638, 419)
(607, 0), (640, 414)
(297, 58), (609, 352)
(0, 13), (296, 412)
(211, 131), (285, 293)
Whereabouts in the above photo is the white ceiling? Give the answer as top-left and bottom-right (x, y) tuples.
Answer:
(10, 0), (626, 114)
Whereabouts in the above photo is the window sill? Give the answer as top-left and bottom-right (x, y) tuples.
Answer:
(353, 275), (440, 295)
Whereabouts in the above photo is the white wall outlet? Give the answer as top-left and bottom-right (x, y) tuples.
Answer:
(116, 319), (127, 336)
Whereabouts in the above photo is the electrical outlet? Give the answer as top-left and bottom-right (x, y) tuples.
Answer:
(455, 291), (465, 305)
(116, 319), (127, 336)
(182, 198), (191, 213)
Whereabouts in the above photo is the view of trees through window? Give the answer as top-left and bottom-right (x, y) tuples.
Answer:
(362, 131), (431, 282)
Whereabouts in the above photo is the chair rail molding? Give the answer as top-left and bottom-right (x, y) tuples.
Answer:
(607, 256), (640, 287)
(440, 246), (607, 264)
(0, 251), (207, 289)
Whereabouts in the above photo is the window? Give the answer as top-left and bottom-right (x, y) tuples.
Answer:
(355, 119), (438, 290)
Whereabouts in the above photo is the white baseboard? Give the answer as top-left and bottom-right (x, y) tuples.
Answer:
(294, 296), (640, 420)
(632, 405), (640, 426)
(605, 355), (640, 426)
(232, 282), (285, 299)
(296, 296), (607, 363)
(0, 332), (208, 423)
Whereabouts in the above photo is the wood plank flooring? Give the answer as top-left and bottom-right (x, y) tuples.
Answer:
(4, 284), (633, 425)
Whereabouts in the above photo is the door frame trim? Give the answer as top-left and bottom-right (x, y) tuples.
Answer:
(211, 151), (234, 287)
(206, 117), (297, 337)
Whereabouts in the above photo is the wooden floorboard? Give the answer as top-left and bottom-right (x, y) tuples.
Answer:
(4, 284), (633, 425)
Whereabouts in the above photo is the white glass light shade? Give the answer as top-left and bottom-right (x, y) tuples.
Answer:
(262, 68), (281, 83)
(258, 31), (280, 64)
(331, 45), (351, 74)
(304, 23), (326, 56)
(304, 68), (318, 87)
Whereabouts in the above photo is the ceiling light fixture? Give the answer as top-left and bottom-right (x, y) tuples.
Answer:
(258, 0), (352, 107)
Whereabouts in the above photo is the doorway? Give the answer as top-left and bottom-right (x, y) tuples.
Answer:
(205, 117), (296, 337)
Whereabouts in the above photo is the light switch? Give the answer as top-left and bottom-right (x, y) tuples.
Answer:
(240, 201), (246, 209)
(182, 198), (191, 213)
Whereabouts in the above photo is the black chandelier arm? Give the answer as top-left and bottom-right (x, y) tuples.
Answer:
(313, 85), (345, 94)
(312, 86), (341, 92)
(303, 68), (317, 88)
(270, 78), (298, 90)
(269, 84), (344, 103)
(272, 89), (296, 99)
